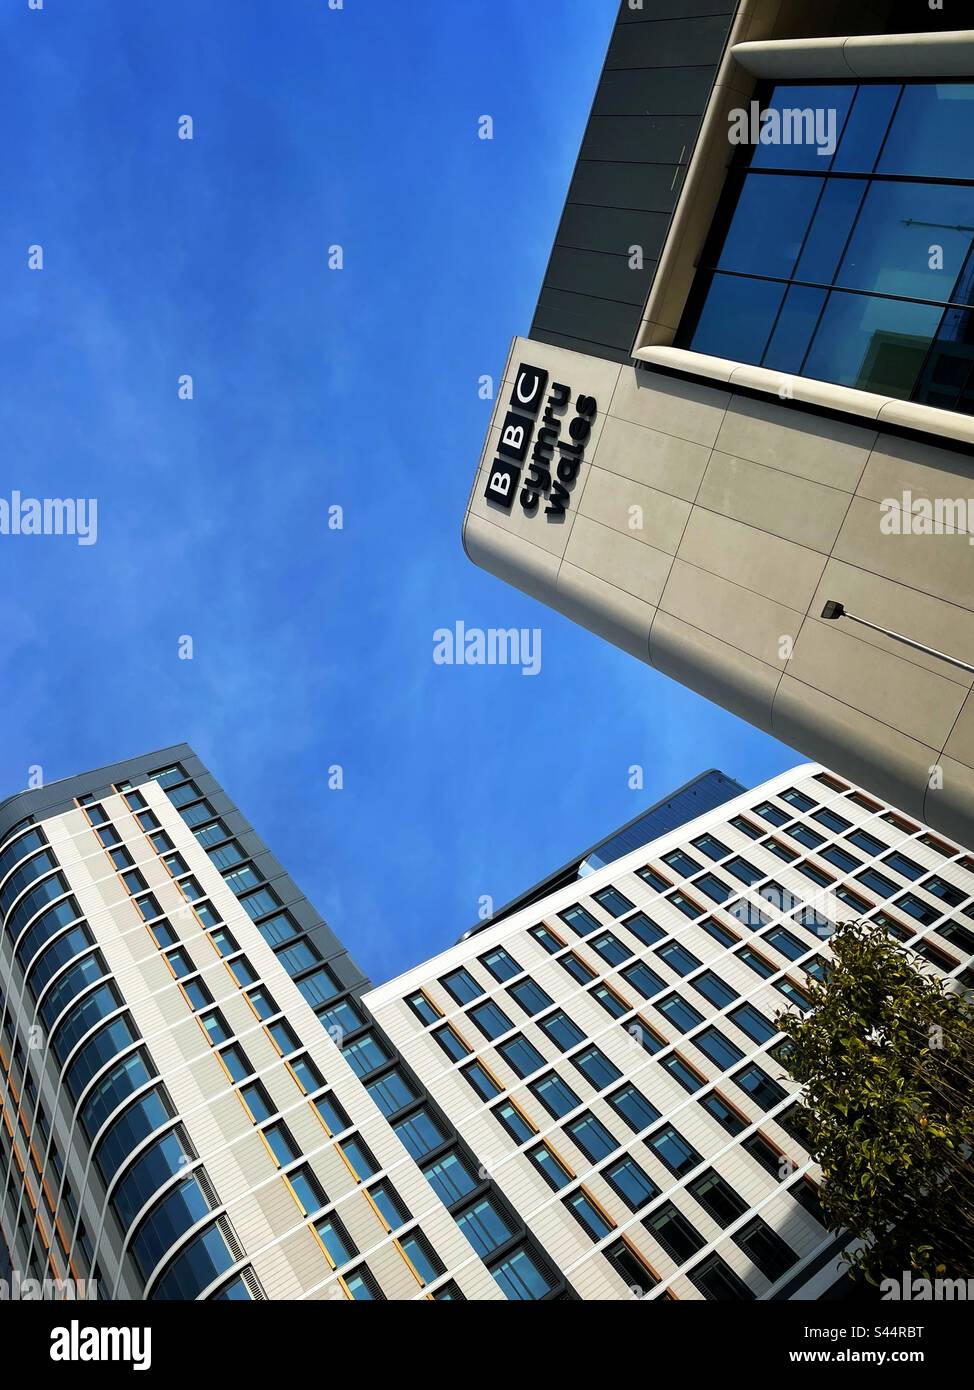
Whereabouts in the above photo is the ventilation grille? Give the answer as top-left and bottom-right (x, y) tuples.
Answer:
(217, 1213), (245, 1264)
(241, 1265), (267, 1301)
(196, 1169), (220, 1211)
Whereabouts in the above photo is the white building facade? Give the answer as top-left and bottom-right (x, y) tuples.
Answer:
(367, 762), (974, 1300)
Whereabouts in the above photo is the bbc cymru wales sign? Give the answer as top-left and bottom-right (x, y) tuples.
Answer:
(483, 362), (596, 519)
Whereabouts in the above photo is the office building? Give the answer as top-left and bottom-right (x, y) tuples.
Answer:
(463, 0), (974, 846)
(4, 747), (971, 1299)
(368, 761), (974, 1300)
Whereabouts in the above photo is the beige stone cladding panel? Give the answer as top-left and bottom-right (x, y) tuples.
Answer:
(527, 1197), (602, 1279)
(594, 413), (712, 501)
(674, 507), (827, 613)
(809, 558), (974, 683)
(856, 431), (974, 520)
(924, 758), (974, 851)
(609, 364), (731, 449)
(201, 1124), (280, 1214)
(469, 451), (591, 562)
(247, 1242), (308, 1301)
(713, 393), (876, 492)
(695, 451), (853, 553)
(230, 1174), (314, 1274)
(275, 1233), (336, 1302)
(462, 513), (562, 607)
(833, 495), (974, 615)
(564, 515), (673, 608)
(786, 616), (969, 752)
(366, 1237), (432, 1301)
(650, 610), (782, 730)
(945, 691), (974, 771)
(579, 466), (692, 556)
(772, 676), (936, 821)
(554, 562), (656, 662)
(759, 1187), (833, 1266)
(658, 559), (799, 672)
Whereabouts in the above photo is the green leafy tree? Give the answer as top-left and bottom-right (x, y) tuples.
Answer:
(777, 918), (974, 1283)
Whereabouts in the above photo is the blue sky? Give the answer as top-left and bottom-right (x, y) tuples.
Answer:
(0, 0), (795, 984)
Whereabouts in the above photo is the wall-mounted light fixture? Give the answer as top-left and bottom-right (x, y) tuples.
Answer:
(820, 600), (974, 678)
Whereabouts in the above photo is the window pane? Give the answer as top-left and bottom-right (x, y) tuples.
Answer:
(734, 1216), (798, 1283)
(656, 995), (704, 1033)
(794, 178), (867, 283)
(605, 1156), (659, 1211)
(393, 1108), (445, 1161)
(469, 999), (512, 1040)
(644, 1202), (704, 1264)
(593, 886), (635, 918)
(573, 1045), (621, 1091)
(497, 1036), (545, 1079)
(532, 1073), (580, 1119)
(623, 913), (665, 947)
(456, 1197), (514, 1259)
(804, 290), (942, 399)
(694, 1028), (745, 1072)
(690, 272), (784, 362)
(566, 1113), (617, 1162)
(400, 1231), (443, 1285)
(481, 947), (521, 982)
(528, 1144), (572, 1191)
(422, 1150), (478, 1207)
(878, 83), (974, 181)
(441, 968), (482, 1005)
(366, 1069), (417, 1118)
(648, 1125), (701, 1177)
(561, 904), (600, 936)
(730, 1003), (778, 1044)
(748, 84), (855, 170)
(690, 1252), (755, 1300)
(622, 962), (666, 999)
(509, 978), (553, 1016)
(566, 1190), (614, 1241)
(491, 1246), (556, 1301)
(656, 942), (700, 976)
(692, 971), (737, 1010)
(539, 1009), (586, 1052)
(316, 1214), (357, 1268)
(607, 1084), (660, 1133)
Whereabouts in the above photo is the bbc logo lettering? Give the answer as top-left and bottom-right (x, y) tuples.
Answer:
(484, 460), (521, 509)
(511, 363), (548, 416)
(483, 362), (548, 510)
(497, 410), (532, 463)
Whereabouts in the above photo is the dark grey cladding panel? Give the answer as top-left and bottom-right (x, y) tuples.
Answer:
(531, 329), (631, 365)
(546, 247), (656, 307)
(616, 0), (738, 18)
(593, 66), (717, 116)
(605, 12), (736, 67)
(528, 0), (737, 364)
(568, 160), (688, 214)
(580, 113), (701, 164)
(534, 287), (642, 352)
(0, 742), (195, 838)
(557, 205), (670, 259)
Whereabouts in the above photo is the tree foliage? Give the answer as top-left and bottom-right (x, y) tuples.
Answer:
(777, 919), (974, 1283)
